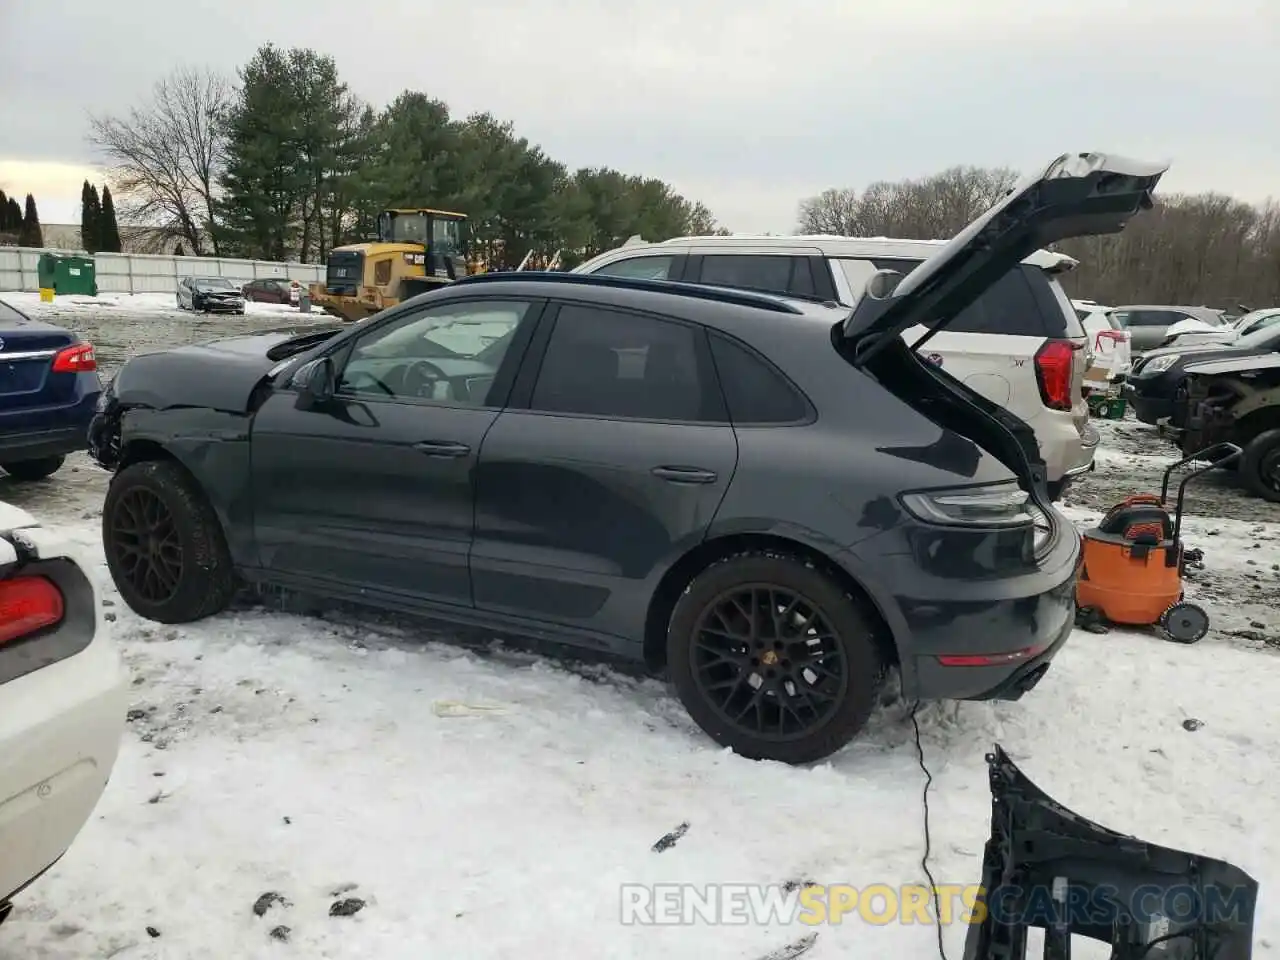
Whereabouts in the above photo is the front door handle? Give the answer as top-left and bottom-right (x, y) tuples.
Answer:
(651, 465), (718, 484)
(413, 440), (471, 458)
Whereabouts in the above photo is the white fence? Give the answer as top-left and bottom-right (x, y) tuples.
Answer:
(0, 246), (324, 294)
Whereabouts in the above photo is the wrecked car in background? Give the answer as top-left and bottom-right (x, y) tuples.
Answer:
(1168, 351), (1280, 503)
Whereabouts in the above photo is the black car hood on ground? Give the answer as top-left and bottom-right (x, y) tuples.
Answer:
(843, 152), (1168, 352)
(108, 325), (344, 413)
(964, 745), (1257, 960)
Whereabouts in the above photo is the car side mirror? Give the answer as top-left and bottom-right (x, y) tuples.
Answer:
(294, 357), (335, 409)
(864, 269), (903, 300)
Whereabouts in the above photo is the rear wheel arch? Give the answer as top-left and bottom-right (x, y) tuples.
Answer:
(642, 532), (900, 673)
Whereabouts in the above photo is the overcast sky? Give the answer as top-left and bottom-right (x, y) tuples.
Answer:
(1, 0), (1276, 233)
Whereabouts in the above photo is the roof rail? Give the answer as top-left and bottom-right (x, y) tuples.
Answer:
(447, 270), (804, 315)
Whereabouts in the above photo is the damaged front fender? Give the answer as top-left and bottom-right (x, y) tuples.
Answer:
(965, 745), (1258, 960)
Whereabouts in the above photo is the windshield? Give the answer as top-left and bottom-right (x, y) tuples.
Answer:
(195, 278), (235, 291)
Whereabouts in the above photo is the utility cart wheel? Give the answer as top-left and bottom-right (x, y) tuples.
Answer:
(1160, 602), (1210, 644)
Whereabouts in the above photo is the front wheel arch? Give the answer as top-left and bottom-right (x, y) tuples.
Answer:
(642, 533), (899, 674)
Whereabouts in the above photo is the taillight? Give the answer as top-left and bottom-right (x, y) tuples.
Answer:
(51, 342), (97, 373)
(0, 576), (64, 646)
(1035, 340), (1078, 410)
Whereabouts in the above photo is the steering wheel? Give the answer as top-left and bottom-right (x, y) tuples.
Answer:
(402, 359), (449, 400)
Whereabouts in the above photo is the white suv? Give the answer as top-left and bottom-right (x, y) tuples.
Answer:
(573, 236), (1097, 498)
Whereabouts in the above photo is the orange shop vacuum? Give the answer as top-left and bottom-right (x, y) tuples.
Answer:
(1075, 442), (1241, 644)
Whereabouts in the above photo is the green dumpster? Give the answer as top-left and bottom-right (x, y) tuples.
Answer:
(36, 253), (98, 296)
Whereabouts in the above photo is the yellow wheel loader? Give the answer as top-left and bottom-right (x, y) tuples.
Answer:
(308, 208), (487, 322)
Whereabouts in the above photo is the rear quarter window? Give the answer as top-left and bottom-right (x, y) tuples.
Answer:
(872, 258), (1076, 338)
(707, 332), (812, 425)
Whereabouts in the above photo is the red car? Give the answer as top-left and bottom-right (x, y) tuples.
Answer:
(241, 278), (300, 306)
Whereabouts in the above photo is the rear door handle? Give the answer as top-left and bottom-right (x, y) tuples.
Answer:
(413, 440), (471, 458)
(651, 466), (718, 484)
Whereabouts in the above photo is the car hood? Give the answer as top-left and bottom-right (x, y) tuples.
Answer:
(1142, 340), (1270, 367)
(842, 152), (1168, 351)
(108, 326), (344, 414)
(1183, 352), (1280, 377)
(964, 745), (1257, 960)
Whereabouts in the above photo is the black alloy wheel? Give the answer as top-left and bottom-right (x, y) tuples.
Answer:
(691, 585), (847, 739)
(110, 486), (184, 604)
(102, 460), (237, 623)
(666, 553), (883, 764)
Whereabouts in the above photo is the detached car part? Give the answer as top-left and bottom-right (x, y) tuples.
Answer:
(965, 745), (1258, 960)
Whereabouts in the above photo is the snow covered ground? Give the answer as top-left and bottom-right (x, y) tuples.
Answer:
(0, 302), (1276, 958)
(0, 472), (1274, 959)
(0, 290), (299, 321)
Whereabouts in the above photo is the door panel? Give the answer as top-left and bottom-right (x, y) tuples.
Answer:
(250, 392), (496, 605)
(469, 300), (738, 641)
(471, 412), (737, 636)
(248, 295), (541, 606)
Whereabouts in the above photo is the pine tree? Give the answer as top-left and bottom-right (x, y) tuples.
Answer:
(0, 189), (8, 230)
(99, 185), (122, 253)
(18, 194), (43, 248)
(81, 180), (102, 253)
(4, 197), (21, 232)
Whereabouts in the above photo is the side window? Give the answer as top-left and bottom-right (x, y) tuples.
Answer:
(529, 304), (722, 422)
(374, 259), (392, 286)
(590, 256), (676, 280)
(336, 299), (533, 405)
(708, 333), (811, 425)
(698, 255), (810, 298)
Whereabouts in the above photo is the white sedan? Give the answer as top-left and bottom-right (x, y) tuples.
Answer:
(0, 501), (127, 923)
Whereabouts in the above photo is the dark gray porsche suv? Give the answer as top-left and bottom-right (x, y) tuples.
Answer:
(89, 153), (1167, 764)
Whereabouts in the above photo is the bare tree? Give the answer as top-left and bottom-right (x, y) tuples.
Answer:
(88, 67), (232, 255)
(796, 188), (861, 235)
(796, 166), (1280, 307)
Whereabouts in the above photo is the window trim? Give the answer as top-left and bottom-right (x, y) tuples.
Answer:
(507, 299), (730, 426)
(315, 295), (545, 412)
(705, 330), (817, 428)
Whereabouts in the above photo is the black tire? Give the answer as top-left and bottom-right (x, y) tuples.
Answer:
(1160, 602), (1210, 644)
(102, 459), (236, 623)
(1239, 429), (1280, 503)
(666, 553), (885, 764)
(1, 456), (65, 481)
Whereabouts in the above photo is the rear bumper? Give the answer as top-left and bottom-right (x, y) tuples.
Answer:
(1037, 409), (1098, 483)
(849, 516), (1080, 702)
(0, 534), (128, 904)
(0, 426), (88, 463)
(0, 633), (128, 903)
